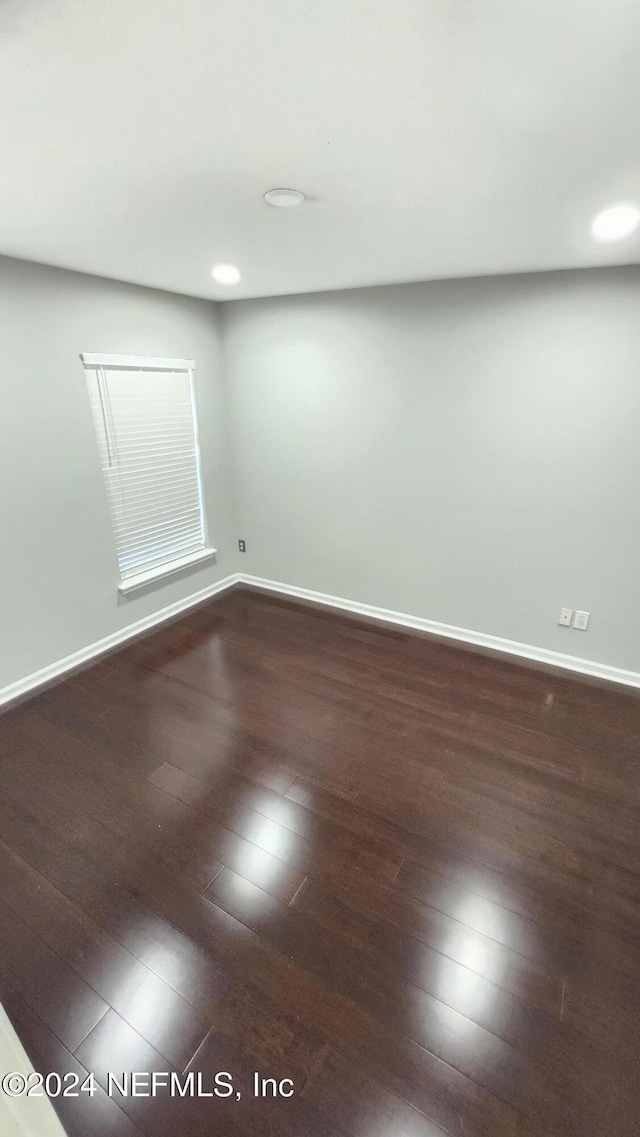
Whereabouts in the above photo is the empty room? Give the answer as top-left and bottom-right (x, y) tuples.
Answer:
(1, 2), (639, 1135)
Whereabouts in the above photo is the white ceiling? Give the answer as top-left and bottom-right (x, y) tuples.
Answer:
(1, 0), (640, 301)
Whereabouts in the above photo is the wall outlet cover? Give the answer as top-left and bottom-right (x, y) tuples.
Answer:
(573, 610), (590, 631)
(558, 608), (573, 627)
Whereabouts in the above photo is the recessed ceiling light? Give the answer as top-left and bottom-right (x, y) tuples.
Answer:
(264, 188), (305, 208)
(211, 263), (241, 285)
(591, 204), (639, 243)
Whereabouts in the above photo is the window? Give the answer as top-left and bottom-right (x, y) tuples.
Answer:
(81, 353), (214, 592)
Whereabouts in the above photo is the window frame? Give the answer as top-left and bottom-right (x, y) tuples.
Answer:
(80, 352), (216, 593)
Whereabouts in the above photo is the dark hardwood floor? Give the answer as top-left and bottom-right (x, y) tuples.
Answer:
(0, 586), (639, 1136)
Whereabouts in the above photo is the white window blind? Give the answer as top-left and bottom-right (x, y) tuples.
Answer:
(81, 353), (209, 588)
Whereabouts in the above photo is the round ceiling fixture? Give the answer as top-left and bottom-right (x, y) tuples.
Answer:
(591, 204), (639, 243)
(264, 188), (305, 208)
(211, 263), (241, 285)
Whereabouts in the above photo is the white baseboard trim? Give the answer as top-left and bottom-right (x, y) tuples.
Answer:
(237, 574), (640, 690)
(0, 573), (241, 710)
(3, 569), (638, 708)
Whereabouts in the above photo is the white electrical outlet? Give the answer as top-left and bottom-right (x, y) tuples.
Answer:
(573, 610), (590, 631)
(558, 608), (573, 627)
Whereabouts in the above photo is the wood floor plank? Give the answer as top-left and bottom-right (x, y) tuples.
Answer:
(1, 586), (638, 1137)
(185, 1027), (343, 1137)
(393, 860), (579, 971)
(291, 876), (563, 1026)
(0, 786), (528, 1137)
(0, 898), (109, 1053)
(291, 866), (562, 1012)
(0, 838), (211, 1068)
(0, 798), (325, 1090)
(0, 980), (144, 1137)
(74, 1008), (246, 1137)
(0, 716), (388, 895)
(202, 867), (544, 1111)
(301, 1046), (453, 1137)
(285, 773), (640, 944)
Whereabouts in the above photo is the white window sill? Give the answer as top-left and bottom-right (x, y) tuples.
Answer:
(118, 547), (217, 594)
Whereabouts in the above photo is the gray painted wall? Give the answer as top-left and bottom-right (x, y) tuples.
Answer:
(2, 256), (638, 689)
(222, 268), (640, 673)
(0, 256), (235, 690)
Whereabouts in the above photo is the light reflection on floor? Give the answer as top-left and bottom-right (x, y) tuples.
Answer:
(431, 891), (508, 1026)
